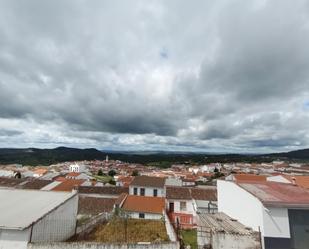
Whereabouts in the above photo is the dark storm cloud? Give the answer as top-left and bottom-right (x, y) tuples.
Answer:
(0, 0), (309, 152)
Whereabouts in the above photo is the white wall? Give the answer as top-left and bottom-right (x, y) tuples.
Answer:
(217, 180), (264, 234)
(31, 194), (78, 242)
(0, 229), (30, 249)
(126, 212), (163, 220)
(129, 186), (165, 197)
(166, 199), (196, 215)
(262, 207), (290, 238)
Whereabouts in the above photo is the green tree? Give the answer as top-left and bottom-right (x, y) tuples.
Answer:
(108, 179), (116, 185)
(98, 168), (104, 176)
(108, 169), (116, 177)
(131, 170), (139, 176)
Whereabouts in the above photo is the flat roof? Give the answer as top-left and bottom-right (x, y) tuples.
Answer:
(0, 189), (76, 230)
(238, 181), (309, 208)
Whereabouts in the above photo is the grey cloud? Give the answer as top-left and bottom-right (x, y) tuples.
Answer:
(0, 0), (308, 152)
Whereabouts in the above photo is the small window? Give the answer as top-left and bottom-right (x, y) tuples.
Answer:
(139, 213), (145, 219)
(153, 189), (158, 197)
(133, 187), (138, 195)
(180, 201), (187, 211)
(140, 188), (145, 196)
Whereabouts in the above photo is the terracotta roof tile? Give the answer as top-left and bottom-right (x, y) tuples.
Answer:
(0, 177), (25, 187)
(283, 175), (309, 189)
(78, 186), (129, 195)
(122, 195), (165, 214)
(190, 187), (217, 201)
(20, 179), (53, 190)
(166, 186), (191, 200)
(78, 196), (115, 215)
(130, 176), (165, 188)
(234, 174), (267, 182)
(52, 179), (85, 192)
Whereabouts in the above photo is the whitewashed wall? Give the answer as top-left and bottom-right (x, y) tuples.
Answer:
(129, 186), (165, 197)
(217, 180), (264, 233)
(126, 212), (162, 220)
(166, 199), (196, 215)
(262, 207), (290, 238)
(31, 194), (78, 242)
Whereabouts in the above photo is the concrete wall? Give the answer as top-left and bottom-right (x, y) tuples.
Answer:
(129, 186), (165, 197)
(198, 233), (260, 249)
(31, 194), (78, 242)
(217, 180), (264, 233)
(27, 242), (179, 249)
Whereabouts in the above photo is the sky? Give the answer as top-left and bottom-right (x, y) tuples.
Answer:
(0, 0), (309, 153)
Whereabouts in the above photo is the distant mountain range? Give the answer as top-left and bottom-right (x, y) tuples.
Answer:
(0, 146), (308, 166)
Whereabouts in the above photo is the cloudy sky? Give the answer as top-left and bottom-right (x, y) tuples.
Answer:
(0, 0), (309, 153)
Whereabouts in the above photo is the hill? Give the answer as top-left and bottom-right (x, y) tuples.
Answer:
(267, 148), (309, 160)
(0, 147), (308, 166)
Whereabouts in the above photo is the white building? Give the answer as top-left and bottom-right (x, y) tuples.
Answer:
(129, 175), (166, 197)
(121, 195), (165, 220)
(69, 163), (86, 173)
(0, 189), (78, 249)
(217, 180), (309, 249)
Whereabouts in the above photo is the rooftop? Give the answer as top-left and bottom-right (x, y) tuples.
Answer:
(0, 177), (25, 188)
(0, 189), (76, 230)
(19, 179), (53, 190)
(191, 187), (217, 201)
(78, 186), (128, 195)
(198, 212), (254, 235)
(78, 196), (115, 215)
(52, 179), (85, 191)
(122, 195), (165, 214)
(130, 175), (165, 188)
(166, 186), (217, 201)
(283, 175), (309, 189)
(233, 174), (267, 182)
(238, 181), (309, 208)
(166, 186), (191, 200)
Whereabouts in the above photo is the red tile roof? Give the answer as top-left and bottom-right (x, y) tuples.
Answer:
(78, 197), (116, 215)
(122, 195), (165, 214)
(66, 172), (81, 177)
(283, 175), (309, 189)
(238, 181), (309, 207)
(78, 186), (128, 195)
(234, 174), (267, 182)
(190, 187), (217, 201)
(52, 179), (85, 192)
(166, 187), (191, 200)
(130, 176), (165, 188)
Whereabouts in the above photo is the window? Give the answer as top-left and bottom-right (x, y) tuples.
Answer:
(139, 213), (145, 219)
(140, 188), (145, 196)
(153, 189), (158, 197)
(180, 201), (187, 211)
(133, 187), (138, 195)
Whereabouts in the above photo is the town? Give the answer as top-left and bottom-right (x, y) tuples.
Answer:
(0, 155), (308, 249)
